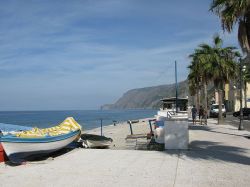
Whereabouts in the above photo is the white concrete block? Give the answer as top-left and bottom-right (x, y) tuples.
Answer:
(154, 126), (164, 144)
(164, 118), (189, 149)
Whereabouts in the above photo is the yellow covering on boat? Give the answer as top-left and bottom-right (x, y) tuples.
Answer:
(15, 117), (82, 138)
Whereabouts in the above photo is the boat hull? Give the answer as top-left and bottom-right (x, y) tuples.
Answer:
(86, 139), (112, 148)
(81, 134), (113, 148)
(1, 130), (80, 162)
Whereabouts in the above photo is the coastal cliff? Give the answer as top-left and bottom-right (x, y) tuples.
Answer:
(102, 80), (188, 109)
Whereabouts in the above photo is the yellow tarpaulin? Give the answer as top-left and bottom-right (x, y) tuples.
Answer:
(15, 117), (82, 138)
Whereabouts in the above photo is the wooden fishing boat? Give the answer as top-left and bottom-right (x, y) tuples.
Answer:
(81, 134), (113, 148)
(0, 117), (81, 162)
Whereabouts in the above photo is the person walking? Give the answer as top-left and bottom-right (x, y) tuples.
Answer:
(191, 105), (197, 125)
(199, 106), (204, 125)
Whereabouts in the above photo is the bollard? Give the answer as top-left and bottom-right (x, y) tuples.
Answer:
(100, 118), (103, 136)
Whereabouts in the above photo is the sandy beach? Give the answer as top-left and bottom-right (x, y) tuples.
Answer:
(84, 118), (154, 150)
(1, 118), (250, 187)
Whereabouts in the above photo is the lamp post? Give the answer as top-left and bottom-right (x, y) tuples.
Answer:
(239, 58), (244, 130)
(175, 61), (178, 113)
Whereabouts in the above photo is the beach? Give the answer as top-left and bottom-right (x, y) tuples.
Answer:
(84, 118), (154, 150)
(1, 118), (250, 187)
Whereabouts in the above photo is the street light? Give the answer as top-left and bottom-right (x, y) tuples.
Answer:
(239, 58), (244, 130)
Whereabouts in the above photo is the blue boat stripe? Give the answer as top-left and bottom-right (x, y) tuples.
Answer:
(0, 130), (80, 143)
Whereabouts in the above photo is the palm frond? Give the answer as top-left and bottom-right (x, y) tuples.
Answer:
(238, 19), (250, 53)
(210, 0), (250, 52)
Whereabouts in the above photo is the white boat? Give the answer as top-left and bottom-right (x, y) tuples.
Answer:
(157, 97), (188, 119)
(0, 117), (81, 162)
(81, 134), (113, 148)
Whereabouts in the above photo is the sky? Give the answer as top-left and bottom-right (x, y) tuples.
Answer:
(0, 0), (239, 111)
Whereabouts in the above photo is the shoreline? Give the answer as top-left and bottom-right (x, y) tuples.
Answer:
(0, 116), (155, 151)
(0, 109), (157, 131)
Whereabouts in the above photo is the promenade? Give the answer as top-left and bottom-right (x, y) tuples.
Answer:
(0, 118), (250, 187)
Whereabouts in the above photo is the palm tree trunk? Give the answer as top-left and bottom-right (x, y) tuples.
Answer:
(244, 81), (247, 107)
(218, 89), (223, 125)
(197, 88), (200, 109)
(194, 93), (197, 108)
(204, 83), (208, 124)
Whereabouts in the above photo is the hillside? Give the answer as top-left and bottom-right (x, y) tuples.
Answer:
(102, 80), (189, 109)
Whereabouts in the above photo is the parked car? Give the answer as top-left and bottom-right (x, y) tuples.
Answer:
(233, 108), (250, 118)
(209, 104), (226, 118)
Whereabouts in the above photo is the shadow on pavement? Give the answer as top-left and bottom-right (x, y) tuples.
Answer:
(186, 140), (250, 165)
(189, 125), (248, 138)
(159, 125), (250, 165)
(159, 140), (250, 165)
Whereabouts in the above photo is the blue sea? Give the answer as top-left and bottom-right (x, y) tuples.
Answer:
(0, 109), (157, 131)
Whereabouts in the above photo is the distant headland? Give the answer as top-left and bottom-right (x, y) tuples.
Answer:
(101, 80), (188, 110)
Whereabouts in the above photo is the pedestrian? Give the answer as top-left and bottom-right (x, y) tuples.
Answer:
(191, 105), (197, 125)
(199, 106), (204, 125)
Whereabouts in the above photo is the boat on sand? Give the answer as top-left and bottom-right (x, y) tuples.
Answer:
(0, 117), (81, 162)
(81, 134), (113, 148)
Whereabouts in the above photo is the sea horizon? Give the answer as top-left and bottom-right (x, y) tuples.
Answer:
(0, 108), (156, 112)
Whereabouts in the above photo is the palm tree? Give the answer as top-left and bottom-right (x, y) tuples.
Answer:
(188, 67), (198, 107)
(188, 54), (203, 109)
(188, 35), (240, 124)
(189, 50), (211, 121)
(204, 36), (239, 123)
(210, 0), (250, 54)
(188, 73), (199, 108)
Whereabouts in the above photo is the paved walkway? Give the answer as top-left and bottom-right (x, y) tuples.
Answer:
(0, 119), (250, 187)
